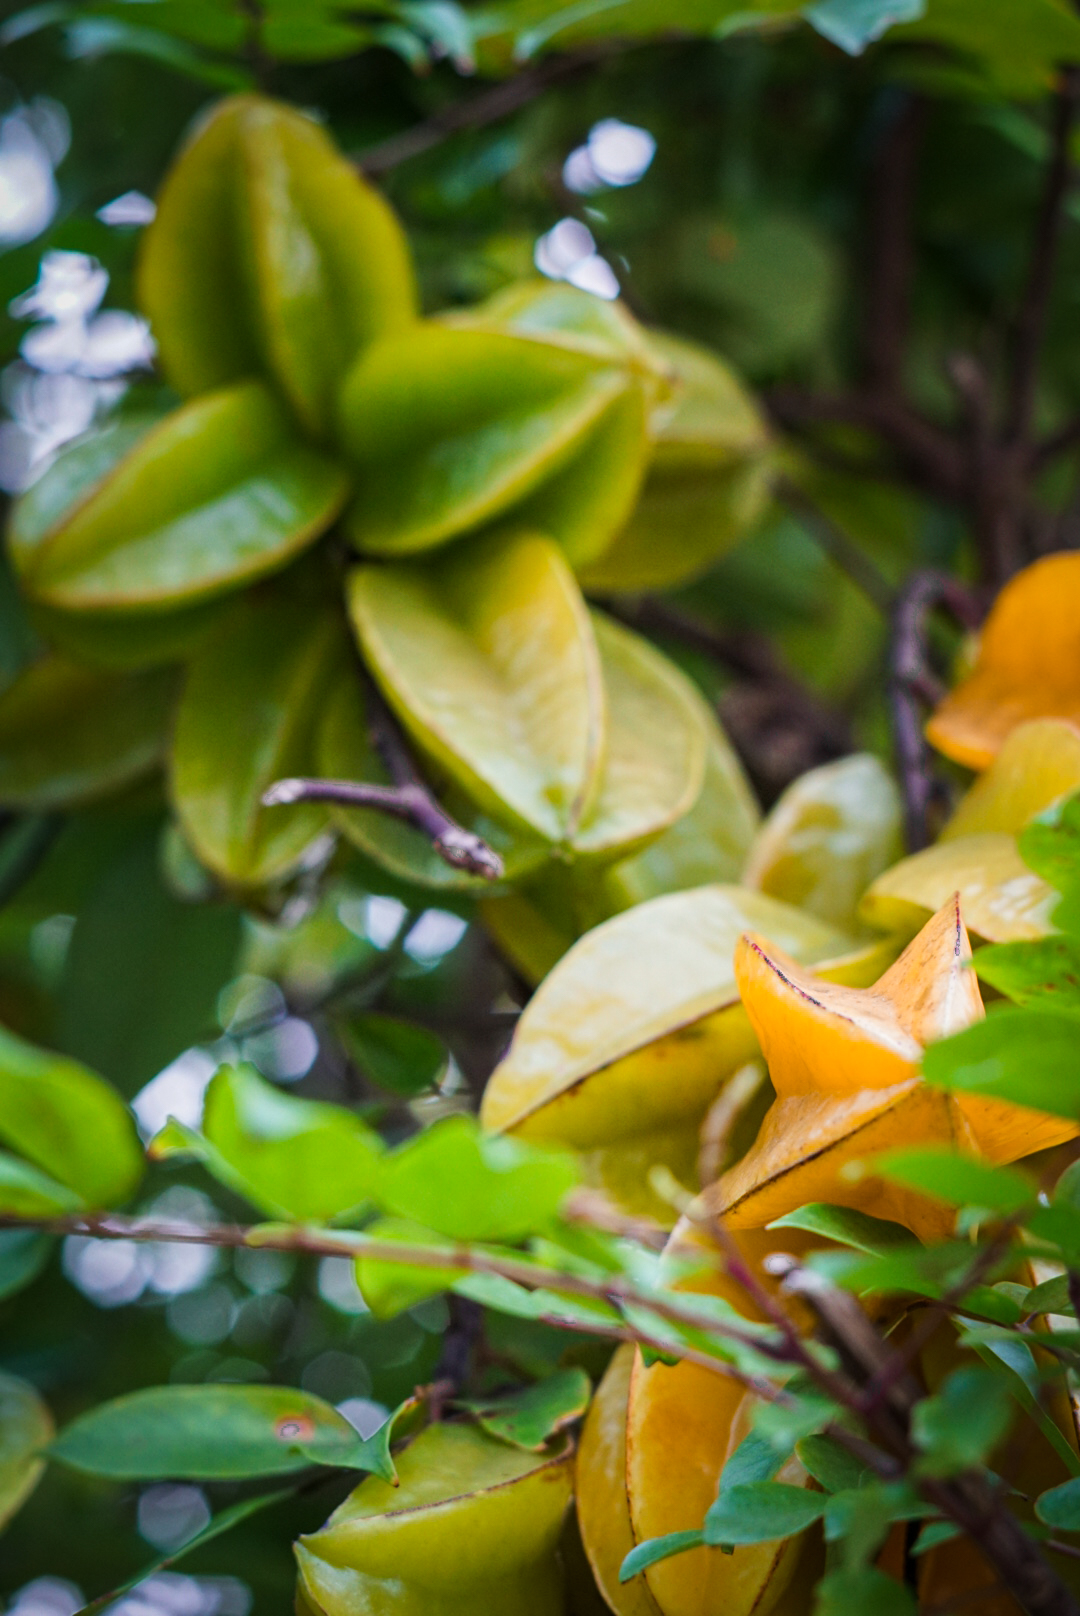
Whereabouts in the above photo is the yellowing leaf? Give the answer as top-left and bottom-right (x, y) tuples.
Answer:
(347, 532), (604, 841)
(714, 898), (1077, 1241)
(9, 383), (349, 613)
(0, 656), (173, 810)
(481, 885), (869, 1220)
(859, 834), (1058, 943)
(743, 754), (903, 933)
(137, 95), (416, 438)
(940, 718), (1080, 841)
(172, 595), (339, 886)
(295, 1422), (573, 1616)
(926, 552), (1080, 769)
(580, 331), (772, 594)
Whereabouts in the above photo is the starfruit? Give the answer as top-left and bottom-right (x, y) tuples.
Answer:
(8, 383), (349, 615)
(480, 884), (891, 1221)
(295, 1421), (573, 1615)
(713, 897), (1077, 1240)
(347, 531), (707, 865)
(860, 719), (1080, 942)
(338, 312), (653, 563)
(742, 753), (902, 934)
(138, 95), (416, 440)
(0, 655), (174, 809)
(579, 330), (772, 594)
(926, 551), (1080, 769)
(623, 1225), (817, 1616)
(171, 593), (339, 887)
(576, 1346), (662, 1616)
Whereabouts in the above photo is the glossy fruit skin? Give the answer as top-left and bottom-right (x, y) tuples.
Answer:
(138, 95), (417, 440)
(295, 1422), (573, 1615)
(576, 1346), (662, 1616)
(927, 552), (1080, 769)
(625, 1224), (814, 1616)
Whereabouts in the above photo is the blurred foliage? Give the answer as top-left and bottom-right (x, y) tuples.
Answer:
(2, 0), (1080, 1610)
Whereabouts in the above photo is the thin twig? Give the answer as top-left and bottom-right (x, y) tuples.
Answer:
(263, 673), (503, 880)
(358, 44), (620, 175)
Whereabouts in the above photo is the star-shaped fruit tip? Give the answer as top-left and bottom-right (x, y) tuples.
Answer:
(712, 894), (1076, 1240)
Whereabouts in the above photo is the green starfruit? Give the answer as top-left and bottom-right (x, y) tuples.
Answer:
(138, 94), (417, 438)
(295, 1422), (574, 1616)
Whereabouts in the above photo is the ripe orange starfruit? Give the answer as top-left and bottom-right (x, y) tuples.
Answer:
(927, 552), (1080, 770)
(714, 896), (1078, 1240)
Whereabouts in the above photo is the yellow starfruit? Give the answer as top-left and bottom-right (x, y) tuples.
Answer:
(926, 552), (1080, 769)
(481, 884), (894, 1221)
(714, 897), (1077, 1239)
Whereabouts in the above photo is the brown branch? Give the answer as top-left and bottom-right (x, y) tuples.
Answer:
(1007, 68), (1080, 447)
(358, 44), (619, 176)
(767, 387), (967, 504)
(864, 92), (927, 393)
(263, 673), (503, 880)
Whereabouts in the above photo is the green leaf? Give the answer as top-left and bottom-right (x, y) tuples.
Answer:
(0, 657), (174, 810)
(9, 383), (348, 612)
(0, 1371), (52, 1532)
(873, 1148), (1036, 1214)
(797, 1434), (876, 1495)
(922, 1008), (1080, 1120)
(752, 1393), (838, 1451)
(822, 1485), (899, 1571)
(138, 94), (416, 439)
(52, 824), (243, 1097)
(975, 935), (1080, 1009)
(1025, 1275), (1073, 1316)
(0, 1023), (143, 1207)
(378, 1114), (580, 1241)
(814, 1567), (915, 1616)
(155, 1063), (384, 1223)
(338, 1012), (448, 1098)
(805, 0), (923, 56)
(31, 595), (224, 672)
(172, 594), (339, 886)
(339, 321), (635, 556)
(1036, 1477), (1080, 1531)
(0, 1150), (83, 1216)
(768, 1203), (914, 1254)
(354, 1216), (465, 1319)
(721, 1428), (788, 1488)
(911, 1367), (1012, 1477)
(347, 532), (604, 842)
(912, 1520), (961, 1556)
(463, 1367), (591, 1451)
(619, 1530), (704, 1582)
(1018, 794), (1080, 923)
(0, 1229), (52, 1301)
(703, 1481), (826, 1546)
(50, 1383), (376, 1480)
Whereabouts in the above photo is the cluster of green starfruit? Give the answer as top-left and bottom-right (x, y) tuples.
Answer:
(0, 92), (771, 907)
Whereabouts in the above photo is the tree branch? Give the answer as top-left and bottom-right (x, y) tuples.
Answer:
(263, 673), (503, 880)
(864, 92), (927, 393)
(358, 44), (620, 176)
(1007, 67), (1080, 447)
(889, 569), (979, 851)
